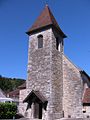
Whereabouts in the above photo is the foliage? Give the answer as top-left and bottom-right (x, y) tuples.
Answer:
(0, 103), (17, 119)
(0, 75), (25, 93)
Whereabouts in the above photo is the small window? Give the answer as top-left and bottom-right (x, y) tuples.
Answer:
(38, 35), (43, 48)
(56, 37), (59, 50)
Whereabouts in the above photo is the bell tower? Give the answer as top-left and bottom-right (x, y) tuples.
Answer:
(23, 5), (66, 120)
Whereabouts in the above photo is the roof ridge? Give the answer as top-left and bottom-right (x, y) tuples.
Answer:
(47, 6), (60, 28)
(46, 6), (54, 25)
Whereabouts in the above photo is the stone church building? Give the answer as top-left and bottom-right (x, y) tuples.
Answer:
(19, 5), (90, 120)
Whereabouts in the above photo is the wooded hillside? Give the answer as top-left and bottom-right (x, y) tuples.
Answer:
(0, 75), (25, 93)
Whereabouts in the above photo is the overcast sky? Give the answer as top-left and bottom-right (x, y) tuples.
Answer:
(0, 0), (90, 79)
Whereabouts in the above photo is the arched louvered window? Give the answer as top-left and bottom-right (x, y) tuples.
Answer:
(38, 35), (43, 48)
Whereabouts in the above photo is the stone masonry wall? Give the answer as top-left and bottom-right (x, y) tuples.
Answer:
(19, 27), (85, 119)
(83, 106), (90, 118)
(25, 28), (64, 120)
(63, 55), (83, 118)
(19, 89), (30, 118)
(50, 30), (63, 119)
(26, 28), (52, 120)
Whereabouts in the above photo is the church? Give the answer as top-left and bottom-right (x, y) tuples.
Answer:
(19, 5), (90, 120)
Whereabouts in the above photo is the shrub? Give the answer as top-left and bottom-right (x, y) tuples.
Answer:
(0, 103), (17, 119)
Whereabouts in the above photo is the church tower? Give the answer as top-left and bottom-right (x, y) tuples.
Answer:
(19, 5), (66, 120)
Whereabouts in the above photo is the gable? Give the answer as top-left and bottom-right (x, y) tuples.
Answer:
(63, 55), (81, 81)
(23, 90), (48, 110)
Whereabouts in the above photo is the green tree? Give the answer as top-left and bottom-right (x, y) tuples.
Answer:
(0, 76), (25, 93)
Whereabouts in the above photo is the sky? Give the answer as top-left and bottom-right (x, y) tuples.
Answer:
(0, 0), (90, 79)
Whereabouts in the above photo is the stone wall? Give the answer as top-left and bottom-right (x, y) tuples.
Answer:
(50, 30), (63, 119)
(19, 26), (87, 119)
(25, 28), (64, 120)
(63, 55), (83, 118)
(83, 106), (90, 118)
(26, 28), (52, 120)
(18, 89), (30, 118)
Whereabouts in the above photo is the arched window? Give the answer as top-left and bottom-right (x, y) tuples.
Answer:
(38, 35), (43, 48)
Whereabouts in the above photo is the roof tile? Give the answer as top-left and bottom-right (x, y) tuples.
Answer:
(27, 5), (66, 38)
(83, 88), (90, 104)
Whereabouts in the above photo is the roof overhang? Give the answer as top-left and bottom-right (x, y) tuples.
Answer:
(80, 70), (90, 80)
(23, 90), (48, 110)
(26, 24), (67, 38)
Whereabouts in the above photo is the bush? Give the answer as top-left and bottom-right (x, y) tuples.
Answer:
(0, 103), (17, 119)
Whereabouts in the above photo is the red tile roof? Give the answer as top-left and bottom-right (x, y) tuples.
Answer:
(83, 88), (90, 104)
(8, 89), (19, 98)
(26, 5), (66, 38)
(7, 83), (26, 98)
(18, 83), (26, 89)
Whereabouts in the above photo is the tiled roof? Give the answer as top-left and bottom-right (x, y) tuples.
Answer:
(26, 5), (66, 38)
(18, 82), (26, 89)
(83, 88), (90, 104)
(8, 82), (26, 98)
(8, 89), (19, 98)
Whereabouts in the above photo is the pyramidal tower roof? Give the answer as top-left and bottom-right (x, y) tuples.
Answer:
(27, 5), (66, 38)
